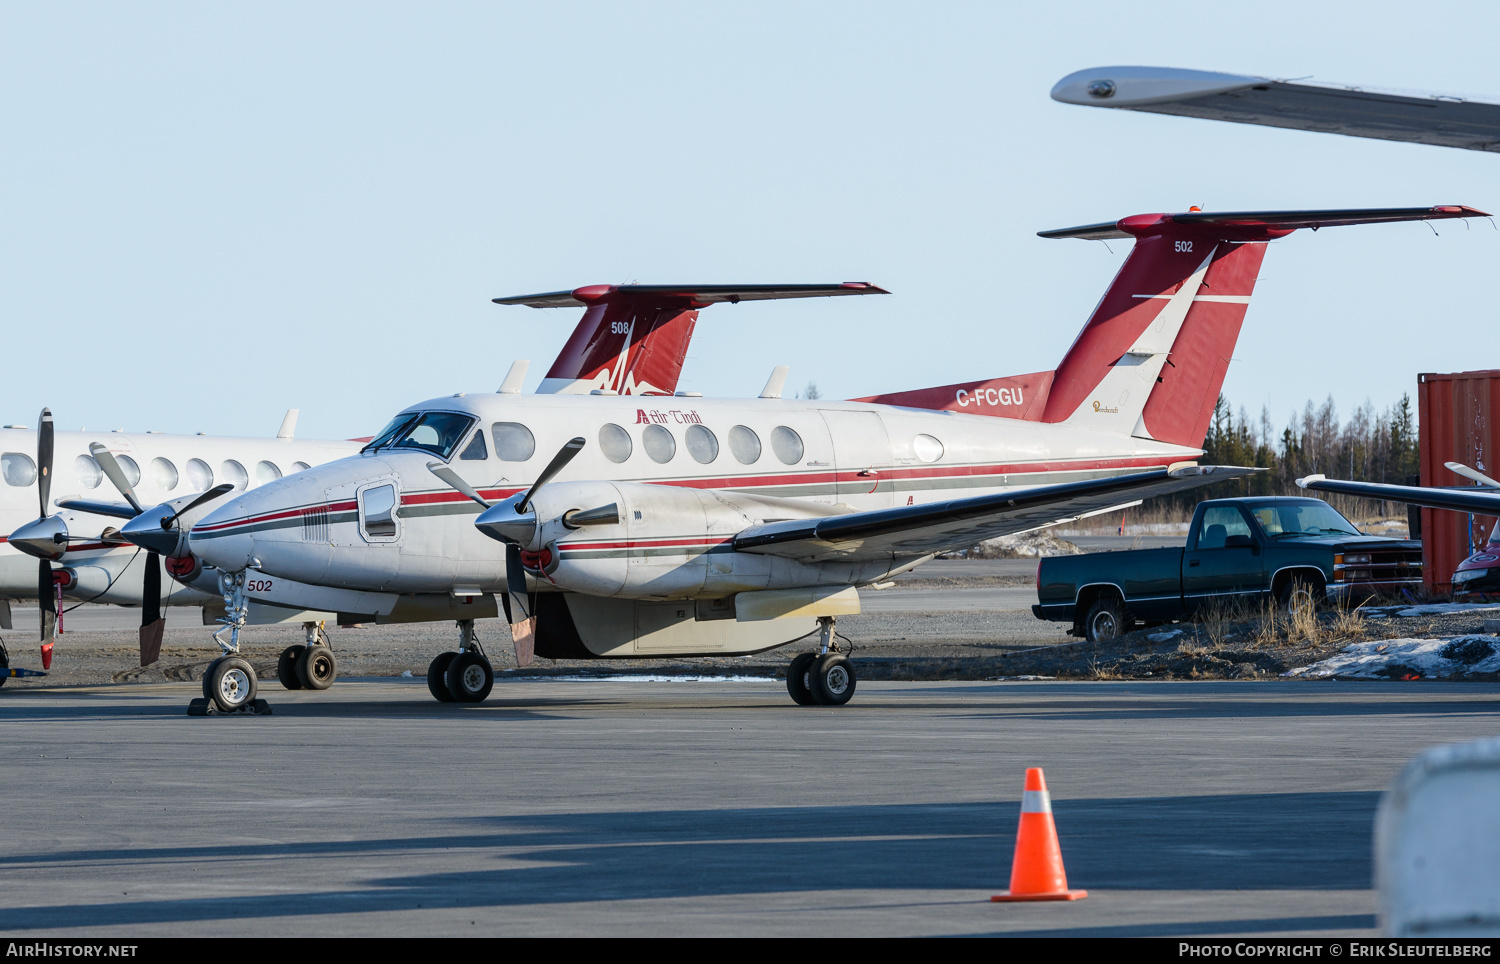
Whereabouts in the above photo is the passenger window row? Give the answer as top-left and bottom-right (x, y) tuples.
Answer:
(0, 452), (312, 493)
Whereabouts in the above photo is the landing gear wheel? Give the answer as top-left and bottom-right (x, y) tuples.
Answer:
(0, 640), (8, 689)
(447, 651), (494, 703)
(1084, 596), (1128, 643)
(787, 652), (817, 706)
(809, 653), (856, 706)
(297, 645), (336, 691)
(202, 656), (225, 700)
(277, 645), (306, 690)
(427, 652), (458, 703)
(206, 656), (257, 713)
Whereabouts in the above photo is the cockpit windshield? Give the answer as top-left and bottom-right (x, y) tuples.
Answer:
(1248, 500), (1362, 539)
(363, 411), (477, 460)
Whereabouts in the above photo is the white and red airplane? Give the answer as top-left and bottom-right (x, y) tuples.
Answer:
(0, 285), (879, 684)
(171, 205), (1482, 711)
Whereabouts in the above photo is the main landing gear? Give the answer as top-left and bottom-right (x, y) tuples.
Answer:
(427, 619), (494, 704)
(787, 616), (857, 707)
(277, 622), (336, 691)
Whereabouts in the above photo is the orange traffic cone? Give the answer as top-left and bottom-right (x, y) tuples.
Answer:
(991, 767), (1087, 902)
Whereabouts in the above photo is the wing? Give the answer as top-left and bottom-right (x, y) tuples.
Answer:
(493, 283), (888, 309)
(733, 464), (1259, 563)
(1052, 66), (1500, 153)
(1297, 475), (1500, 516)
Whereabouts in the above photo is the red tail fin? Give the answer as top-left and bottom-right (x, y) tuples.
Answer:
(861, 206), (1485, 450)
(495, 284), (888, 396)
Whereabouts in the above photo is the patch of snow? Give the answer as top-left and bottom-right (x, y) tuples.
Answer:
(400, 670), (413, 678)
(1397, 603), (1500, 618)
(1149, 629), (1185, 642)
(1285, 636), (1500, 680)
(944, 530), (1082, 559)
(987, 675), (1058, 681)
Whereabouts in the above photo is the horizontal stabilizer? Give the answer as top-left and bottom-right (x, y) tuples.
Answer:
(1297, 475), (1500, 516)
(495, 283), (888, 309)
(1040, 206), (1487, 241)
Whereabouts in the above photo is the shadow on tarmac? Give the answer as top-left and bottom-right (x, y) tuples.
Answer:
(0, 790), (1378, 932)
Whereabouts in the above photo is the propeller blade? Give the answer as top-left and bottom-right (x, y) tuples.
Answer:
(89, 443), (144, 515)
(53, 498), (140, 520)
(140, 552), (165, 667)
(38, 560), (55, 669)
(1446, 461), (1500, 489)
(518, 437), (585, 513)
(36, 408), (52, 518)
(505, 543), (536, 668)
(162, 484), (235, 528)
(426, 463), (490, 508)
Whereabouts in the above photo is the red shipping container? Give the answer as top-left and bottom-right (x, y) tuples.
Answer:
(1416, 370), (1500, 593)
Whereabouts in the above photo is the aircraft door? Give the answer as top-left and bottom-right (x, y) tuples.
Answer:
(819, 410), (893, 510)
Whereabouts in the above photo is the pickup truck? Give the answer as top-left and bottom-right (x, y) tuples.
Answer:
(1032, 496), (1423, 641)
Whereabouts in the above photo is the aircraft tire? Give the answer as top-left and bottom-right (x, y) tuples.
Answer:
(427, 652), (458, 703)
(207, 656), (257, 713)
(446, 652), (494, 703)
(0, 640), (9, 689)
(277, 646), (306, 690)
(787, 653), (817, 705)
(201, 656), (225, 700)
(297, 645), (337, 691)
(809, 653), (856, 706)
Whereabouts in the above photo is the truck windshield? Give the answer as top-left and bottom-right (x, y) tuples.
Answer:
(1249, 501), (1361, 539)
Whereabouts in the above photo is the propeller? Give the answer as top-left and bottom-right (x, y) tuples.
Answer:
(1446, 461), (1500, 489)
(90, 446), (234, 666)
(36, 409), (55, 668)
(425, 438), (587, 669)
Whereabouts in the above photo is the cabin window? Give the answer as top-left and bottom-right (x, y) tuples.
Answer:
(220, 460), (248, 491)
(729, 425), (761, 464)
(117, 455), (142, 488)
(255, 461), (282, 485)
(492, 422), (536, 462)
(75, 455), (102, 489)
(913, 434), (944, 463)
(360, 483), (399, 540)
(599, 423), (632, 463)
(1, 453), (36, 487)
(291, 461), (311, 473)
(685, 424), (719, 464)
(643, 424), (676, 464)
(186, 459), (214, 490)
(458, 429), (488, 461)
(770, 426), (803, 465)
(150, 457), (179, 491)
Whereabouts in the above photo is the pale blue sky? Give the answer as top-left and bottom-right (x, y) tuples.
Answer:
(3, 1), (1497, 440)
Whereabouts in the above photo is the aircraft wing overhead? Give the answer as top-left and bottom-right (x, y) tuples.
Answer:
(1297, 476), (1500, 516)
(733, 464), (1260, 563)
(493, 283), (888, 308)
(1052, 66), (1500, 153)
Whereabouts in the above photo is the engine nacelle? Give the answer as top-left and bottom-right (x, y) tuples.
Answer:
(521, 481), (891, 600)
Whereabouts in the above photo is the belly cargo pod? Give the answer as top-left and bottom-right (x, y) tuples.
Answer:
(1417, 370), (1500, 593)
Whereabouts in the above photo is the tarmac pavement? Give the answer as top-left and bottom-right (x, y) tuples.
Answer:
(2, 678), (1496, 937)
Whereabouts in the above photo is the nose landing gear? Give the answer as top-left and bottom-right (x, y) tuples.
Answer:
(786, 616), (857, 706)
(427, 619), (494, 704)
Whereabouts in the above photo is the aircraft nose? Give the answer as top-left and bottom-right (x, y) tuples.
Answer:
(189, 499), (259, 573)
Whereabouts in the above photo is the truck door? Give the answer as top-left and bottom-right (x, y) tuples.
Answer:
(1183, 504), (1265, 611)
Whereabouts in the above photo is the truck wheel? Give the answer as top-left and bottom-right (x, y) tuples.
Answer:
(1279, 577), (1321, 617)
(1085, 596), (1127, 643)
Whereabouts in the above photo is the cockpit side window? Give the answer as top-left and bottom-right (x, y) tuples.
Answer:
(388, 412), (477, 460)
(459, 429), (488, 461)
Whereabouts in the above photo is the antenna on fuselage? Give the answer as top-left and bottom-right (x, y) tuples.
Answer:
(760, 365), (790, 399)
(277, 409), (299, 440)
(498, 360), (530, 394)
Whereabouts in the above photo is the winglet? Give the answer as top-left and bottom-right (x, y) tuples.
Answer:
(760, 366), (790, 399)
(1296, 475), (1325, 488)
(277, 409), (298, 440)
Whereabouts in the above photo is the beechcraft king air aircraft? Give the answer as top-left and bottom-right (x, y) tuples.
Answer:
(0, 285), (879, 685)
(177, 205), (1483, 712)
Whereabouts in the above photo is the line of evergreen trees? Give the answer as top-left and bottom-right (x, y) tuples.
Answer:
(1166, 393), (1420, 519)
